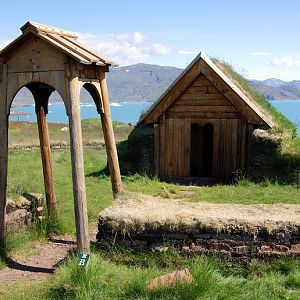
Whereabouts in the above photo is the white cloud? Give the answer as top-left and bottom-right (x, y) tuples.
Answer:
(152, 43), (169, 55)
(270, 56), (300, 67)
(78, 32), (170, 65)
(0, 39), (12, 50)
(133, 32), (144, 44)
(178, 50), (198, 55)
(250, 52), (271, 56)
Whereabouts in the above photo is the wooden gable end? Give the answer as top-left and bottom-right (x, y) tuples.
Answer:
(5, 34), (66, 73)
(140, 53), (274, 128)
(166, 73), (240, 119)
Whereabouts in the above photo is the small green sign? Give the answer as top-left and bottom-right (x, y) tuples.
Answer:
(78, 252), (90, 267)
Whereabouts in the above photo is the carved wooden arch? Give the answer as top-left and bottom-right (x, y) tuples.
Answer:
(79, 81), (104, 114)
(6, 71), (69, 116)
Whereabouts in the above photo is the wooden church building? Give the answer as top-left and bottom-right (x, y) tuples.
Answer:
(136, 52), (274, 181)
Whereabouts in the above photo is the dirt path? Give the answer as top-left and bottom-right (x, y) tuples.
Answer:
(0, 239), (75, 291)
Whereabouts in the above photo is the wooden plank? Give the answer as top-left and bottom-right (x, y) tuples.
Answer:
(46, 34), (99, 63)
(199, 59), (271, 125)
(0, 114), (8, 246)
(220, 119), (226, 178)
(231, 119), (238, 171)
(169, 105), (238, 113)
(212, 119), (220, 178)
(185, 85), (220, 94)
(191, 75), (212, 87)
(166, 118), (175, 178)
(225, 120), (233, 178)
(178, 120), (183, 176)
(177, 120), (183, 177)
(239, 117), (247, 170)
(0, 62), (8, 244)
(175, 99), (232, 106)
(183, 118), (191, 176)
(142, 59), (201, 123)
(68, 73), (90, 253)
(6, 37), (65, 73)
(166, 112), (240, 119)
(236, 118), (242, 170)
(154, 124), (160, 177)
(245, 124), (254, 173)
(99, 72), (123, 196)
(180, 93), (226, 101)
(159, 116), (166, 179)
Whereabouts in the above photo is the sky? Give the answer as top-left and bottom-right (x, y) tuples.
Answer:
(0, 0), (299, 81)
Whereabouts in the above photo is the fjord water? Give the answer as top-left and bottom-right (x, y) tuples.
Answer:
(10, 101), (153, 125)
(10, 100), (300, 136)
(270, 100), (300, 135)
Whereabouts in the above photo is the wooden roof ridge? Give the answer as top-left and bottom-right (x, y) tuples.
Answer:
(0, 21), (117, 67)
(138, 52), (274, 128)
(21, 21), (78, 38)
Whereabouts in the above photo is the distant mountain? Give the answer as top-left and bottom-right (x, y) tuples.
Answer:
(249, 79), (300, 100)
(11, 63), (300, 106)
(107, 63), (183, 102)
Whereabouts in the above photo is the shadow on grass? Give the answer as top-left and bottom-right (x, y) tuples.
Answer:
(86, 166), (109, 178)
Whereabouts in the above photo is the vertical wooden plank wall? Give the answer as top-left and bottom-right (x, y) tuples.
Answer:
(155, 73), (254, 181)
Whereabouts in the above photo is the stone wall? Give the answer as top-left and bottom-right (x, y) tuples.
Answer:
(97, 224), (300, 264)
(6, 193), (45, 232)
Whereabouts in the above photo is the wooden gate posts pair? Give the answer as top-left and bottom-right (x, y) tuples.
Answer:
(0, 72), (123, 253)
(0, 21), (124, 253)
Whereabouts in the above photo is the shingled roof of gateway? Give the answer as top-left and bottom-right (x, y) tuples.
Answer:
(0, 21), (117, 67)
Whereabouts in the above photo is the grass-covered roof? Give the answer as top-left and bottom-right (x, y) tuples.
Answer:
(212, 59), (297, 137)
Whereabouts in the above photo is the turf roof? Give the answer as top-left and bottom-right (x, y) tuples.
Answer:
(212, 59), (297, 137)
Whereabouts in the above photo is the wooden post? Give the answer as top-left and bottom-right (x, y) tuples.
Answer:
(36, 99), (57, 219)
(0, 114), (8, 246)
(28, 84), (58, 219)
(68, 76), (90, 252)
(99, 73), (123, 197)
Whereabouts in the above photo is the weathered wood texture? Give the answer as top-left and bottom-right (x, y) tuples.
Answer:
(0, 114), (8, 245)
(156, 73), (249, 180)
(0, 62), (8, 246)
(141, 52), (274, 128)
(0, 22), (122, 251)
(68, 75), (90, 252)
(99, 73), (123, 196)
(34, 90), (57, 219)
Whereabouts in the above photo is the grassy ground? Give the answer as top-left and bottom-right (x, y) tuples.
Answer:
(2, 120), (300, 299)
(8, 119), (133, 147)
(3, 247), (300, 300)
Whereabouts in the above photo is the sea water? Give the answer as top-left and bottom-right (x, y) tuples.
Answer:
(10, 100), (300, 136)
(269, 100), (300, 136)
(10, 101), (153, 125)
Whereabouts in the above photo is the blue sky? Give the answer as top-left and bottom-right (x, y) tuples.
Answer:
(0, 0), (299, 80)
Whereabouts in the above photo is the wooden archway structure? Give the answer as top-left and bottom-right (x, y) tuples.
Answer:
(0, 22), (123, 252)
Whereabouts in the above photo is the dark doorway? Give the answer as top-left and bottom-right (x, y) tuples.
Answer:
(190, 123), (213, 177)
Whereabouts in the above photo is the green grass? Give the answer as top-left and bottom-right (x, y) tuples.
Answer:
(190, 179), (300, 204)
(8, 119), (133, 147)
(2, 121), (300, 299)
(7, 147), (180, 235)
(4, 247), (300, 300)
